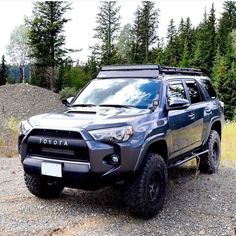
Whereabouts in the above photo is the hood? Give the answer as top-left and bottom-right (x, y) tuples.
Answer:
(28, 107), (151, 130)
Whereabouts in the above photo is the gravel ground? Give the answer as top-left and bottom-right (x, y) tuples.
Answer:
(0, 158), (235, 236)
(0, 84), (64, 138)
(0, 83), (63, 120)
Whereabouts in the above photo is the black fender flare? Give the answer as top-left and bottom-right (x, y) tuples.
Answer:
(133, 133), (168, 172)
(203, 118), (222, 147)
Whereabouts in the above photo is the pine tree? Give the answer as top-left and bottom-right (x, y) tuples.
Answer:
(177, 18), (185, 55)
(192, 6), (216, 75)
(163, 19), (179, 66)
(0, 55), (8, 86)
(215, 60), (236, 120)
(155, 38), (164, 64)
(55, 56), (73, 91)
(84, 56), (99, 80)
(206, 4), (217, 72)
(117, 24), (132, 63)
(130, 7), (143, 63)
(26, 1), (71, 90)
(178, 17), (194, 66)
(131, 2), (159, 63)
(179, 40), (190, 67)
(140, 1), (159, 62)
(212, 47), (221, 86)
(94, 1), (121, 65)
(212, 43), (236, 120)
(185, 17), (195, 57)
(192, 12), (207, 70)
(217, 2), (236, 56)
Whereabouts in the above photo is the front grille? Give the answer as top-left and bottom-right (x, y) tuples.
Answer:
(29, 129), (83, 139)
(27, 129), (89, 162)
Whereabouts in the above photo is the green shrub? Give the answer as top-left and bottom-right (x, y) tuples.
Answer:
(59, 87), (77, 99)
(65, 67), (89, 90)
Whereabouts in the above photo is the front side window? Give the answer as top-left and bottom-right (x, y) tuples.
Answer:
(185, 80), (201, 104)
(201, 79), (217, 100)
(72, 78), (161, 109)
(168, 81), (186, 100)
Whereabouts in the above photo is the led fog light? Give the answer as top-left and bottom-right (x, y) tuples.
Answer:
(111, 155), (119, 164)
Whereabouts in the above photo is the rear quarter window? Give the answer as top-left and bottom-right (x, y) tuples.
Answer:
(185, 80), (202, 104)
(201, 79), (217, 100)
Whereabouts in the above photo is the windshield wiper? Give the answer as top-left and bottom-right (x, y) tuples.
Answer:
(99, 104), (136, 108)
(70, 104), (97, 107)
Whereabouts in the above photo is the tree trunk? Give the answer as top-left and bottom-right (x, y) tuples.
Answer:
(19, 65), (23, 83)
(22, 64), (25, 83)
(47, 66), (54, 90)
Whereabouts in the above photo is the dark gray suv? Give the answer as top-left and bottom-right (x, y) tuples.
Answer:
(19, 65), (224, 218)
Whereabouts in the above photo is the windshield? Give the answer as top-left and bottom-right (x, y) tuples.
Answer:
(72, 78), (161, 109)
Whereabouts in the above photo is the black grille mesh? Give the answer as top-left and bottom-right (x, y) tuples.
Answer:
(27, 129), (89, 162)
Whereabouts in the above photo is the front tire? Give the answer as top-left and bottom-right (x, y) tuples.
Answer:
(24, 173), (64, 199)
(199, 130), (221, 174)
(124, 153), (167, 218)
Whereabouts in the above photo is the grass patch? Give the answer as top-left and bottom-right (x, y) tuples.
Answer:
(0, 116), (20, 158)
(221, 122), (236, 167)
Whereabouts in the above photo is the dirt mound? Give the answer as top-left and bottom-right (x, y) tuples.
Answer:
(0, 83), (64, 120)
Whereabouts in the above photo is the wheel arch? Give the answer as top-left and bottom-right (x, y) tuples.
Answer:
(211, 120), (222, 139)
(146, 140), (168, 164)
(134, 138), (169, 171)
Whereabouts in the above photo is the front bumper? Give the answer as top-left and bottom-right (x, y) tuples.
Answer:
(23, 156), (98, 189)
(19, 129), (141, 189)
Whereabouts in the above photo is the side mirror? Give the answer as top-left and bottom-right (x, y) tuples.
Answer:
(167, 98), (190, 110)
(153, 99), (159, 107)
(62, 97), (74, 106)
(148, 98), (159, 111)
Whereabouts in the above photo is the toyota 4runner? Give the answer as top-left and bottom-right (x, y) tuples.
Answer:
(19, 65), (224, 218)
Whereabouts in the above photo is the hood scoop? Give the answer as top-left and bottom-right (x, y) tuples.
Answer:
(67, 110), (97, 114)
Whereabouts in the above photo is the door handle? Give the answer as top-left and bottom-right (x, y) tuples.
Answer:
(188, 113), (195, 119)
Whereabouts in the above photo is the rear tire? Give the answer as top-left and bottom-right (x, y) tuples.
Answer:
(199, 130), (221, 174)
(124, 153), (167, 218)
(24, 173), (64, 199)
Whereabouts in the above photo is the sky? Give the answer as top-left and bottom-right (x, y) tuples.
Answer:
(0, 0), (224, 63)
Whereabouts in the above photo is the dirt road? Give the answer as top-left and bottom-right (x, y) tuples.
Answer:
(0, 157), (235, 236)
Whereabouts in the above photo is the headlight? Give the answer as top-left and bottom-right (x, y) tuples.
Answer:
(88, 126), (133, 142)
(19, 120), (32, 135)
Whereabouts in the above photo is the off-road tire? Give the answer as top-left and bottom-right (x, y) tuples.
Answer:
(124, 153), (167, 218)
(199, 130), (221, 174)
(24, 173), (64, 199)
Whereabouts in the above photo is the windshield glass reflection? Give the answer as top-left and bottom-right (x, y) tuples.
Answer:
(72, 78), (161, 109)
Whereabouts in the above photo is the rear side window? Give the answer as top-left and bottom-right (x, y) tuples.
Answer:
(201, 79), (217, 100)
(185, 80), (202, 104)
(168, 82), (186, 100)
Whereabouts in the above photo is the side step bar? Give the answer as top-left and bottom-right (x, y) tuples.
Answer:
(168, 149), (209, 169)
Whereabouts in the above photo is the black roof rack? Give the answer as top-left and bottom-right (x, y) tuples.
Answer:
(159, 66), (203, 76)
(101, 64), (160, 71)
(99, 64), (203, 78)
